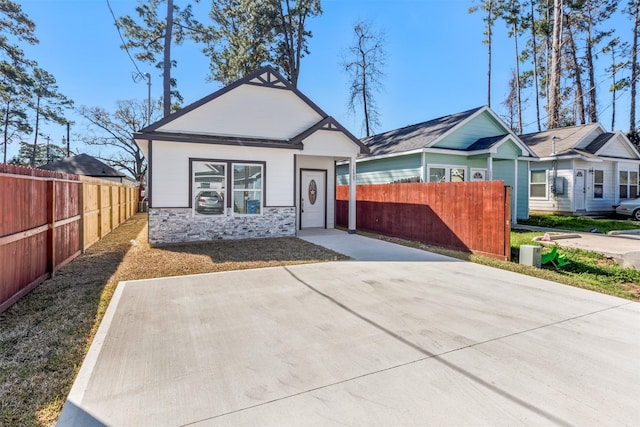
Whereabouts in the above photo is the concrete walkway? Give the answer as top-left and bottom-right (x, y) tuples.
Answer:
(58, 231), (640, 426)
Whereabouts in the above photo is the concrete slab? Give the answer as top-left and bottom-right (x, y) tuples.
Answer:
(58, 260), (640, 426)
(297, 228), (458, 262)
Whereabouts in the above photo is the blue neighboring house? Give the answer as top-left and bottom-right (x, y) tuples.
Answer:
(337, 106), (538, 222)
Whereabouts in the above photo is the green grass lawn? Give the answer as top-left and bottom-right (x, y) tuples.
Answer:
(519, 213), (640, 233)
(510, 229), (640, 301)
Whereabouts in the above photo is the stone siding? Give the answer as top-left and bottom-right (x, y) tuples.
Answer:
(148, 207), (296, 245)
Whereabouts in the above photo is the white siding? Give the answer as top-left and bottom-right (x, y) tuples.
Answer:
(528, 162), (573, 213)
(297, 155), (336, 228)
(303, 130), (360, 159)
(150, 141), (295, 207)
(602, 137), (637, 159)
(158, 84), (322, 140)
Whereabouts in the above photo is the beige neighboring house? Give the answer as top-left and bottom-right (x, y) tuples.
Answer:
(520, 123), (640, 215)
(133, 66), (368, 245)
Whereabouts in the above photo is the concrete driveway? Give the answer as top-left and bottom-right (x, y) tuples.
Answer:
(58, 233), (640, 426)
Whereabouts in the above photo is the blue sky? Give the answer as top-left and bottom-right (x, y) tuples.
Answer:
(10, 0), (636, 161)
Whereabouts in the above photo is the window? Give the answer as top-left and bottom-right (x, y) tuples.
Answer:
(191, 159), (264, 216)
(193, 161), (226, 216)
(427, 165), (466, 183)
(619, 170), (639, 199)
(530, 170), (547, 198)
(233, 163), (263, 214)
(593, 170), (604, 199)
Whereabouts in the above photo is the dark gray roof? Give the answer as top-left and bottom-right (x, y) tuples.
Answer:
(584, 132), (615, 154)
(466, 134), (508, 151)
(362, 107), (483, 156)
(39, 153), (126, 178)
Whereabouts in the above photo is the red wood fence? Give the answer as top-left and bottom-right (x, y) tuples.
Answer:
(0, 164), (138, 313)
(336, 181), (511, 260)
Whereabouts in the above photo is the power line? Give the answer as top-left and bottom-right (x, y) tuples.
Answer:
(105, 0), (144, 78)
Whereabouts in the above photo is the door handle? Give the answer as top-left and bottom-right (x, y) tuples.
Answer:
(301, 198), (304, 213)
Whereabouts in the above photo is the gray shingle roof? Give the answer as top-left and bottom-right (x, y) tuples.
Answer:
(39, 153), (126, 178)
(362, 107), (484, 156)
(519, 123), (600, 157)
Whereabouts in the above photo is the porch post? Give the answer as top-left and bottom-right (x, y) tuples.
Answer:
(348, 156), (357, 233)
(487, 157), (493, 180)
(512, 159), (518, 225)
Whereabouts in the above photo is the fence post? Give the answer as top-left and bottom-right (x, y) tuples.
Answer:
(504, 185), (512, 261)
(47, 180), (56, 277)
(79, 181), (85, 253)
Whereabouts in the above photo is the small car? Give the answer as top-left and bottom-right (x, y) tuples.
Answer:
(195, 191), (224, 214)
(615, 197), (640, 220)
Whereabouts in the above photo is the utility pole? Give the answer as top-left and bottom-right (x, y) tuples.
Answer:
(145, 73), (151, 126)
(66, 122), (70, 156)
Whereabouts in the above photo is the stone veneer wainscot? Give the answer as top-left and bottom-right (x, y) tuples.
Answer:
(148, 207), (296, 245)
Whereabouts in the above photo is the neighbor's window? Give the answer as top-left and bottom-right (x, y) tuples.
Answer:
(530, 170), (547, 198)
(193, 161), (226, 216)
(593, 170), (604, 199)
(428, 165), (465, 182)
(429, 167), (446, 182)
(620, 170), (639, 199)
(619, 170), (638, 199)
(233, 163), (263, 215)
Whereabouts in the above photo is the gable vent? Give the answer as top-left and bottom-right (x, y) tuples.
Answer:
(249, 70), (288, 89)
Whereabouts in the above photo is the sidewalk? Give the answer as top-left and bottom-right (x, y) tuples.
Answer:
(513, 225), (640, 269)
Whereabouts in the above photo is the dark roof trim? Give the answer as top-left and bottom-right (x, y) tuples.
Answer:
(291, 116), (370, 154)
(137, 66), (328, 134)
(133, 131), (303, 150)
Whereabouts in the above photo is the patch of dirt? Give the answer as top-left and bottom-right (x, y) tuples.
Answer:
(0, 214), (347, 426)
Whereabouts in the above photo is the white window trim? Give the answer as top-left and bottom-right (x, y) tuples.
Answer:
(426, 164), (467, 183)
(470, 168), (487, 181)
(592, 169), (604, 200)
(530, 169), (548, 200)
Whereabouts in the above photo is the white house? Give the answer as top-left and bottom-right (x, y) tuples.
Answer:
(520, 123), (640, 215)
(134, 66), (368, 245)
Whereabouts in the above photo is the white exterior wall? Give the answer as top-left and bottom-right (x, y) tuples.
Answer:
(150, 140), (296, 207)
(529, 161), (574, 213)
(302, 130), (360, 159)
(158, 85), (322, 140)
(296, 155), (337, 229)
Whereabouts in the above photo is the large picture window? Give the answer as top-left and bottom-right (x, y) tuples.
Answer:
(191, 159), (264, 216)
(193, 161), (226, 216)
(530, 170), (547, 198)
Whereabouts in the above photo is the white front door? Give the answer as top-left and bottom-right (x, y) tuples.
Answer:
(575, 169), (586, 211)
(301, 170), (326, 229)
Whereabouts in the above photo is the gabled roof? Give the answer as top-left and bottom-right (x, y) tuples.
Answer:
(519, 123), (603, 157)
(134, 66), (369, 154)
(584, 132), (615, 154)
(362, 107), (483, 156)
(38, 153), (126, 178)
(466, 134), (509, 151)
(520, 123), (640, 161)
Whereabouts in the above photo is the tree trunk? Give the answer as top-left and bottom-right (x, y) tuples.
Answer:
(566, 23), (585, 124)
(3, 101), (10, 164)
(631, 1), (639, 133)
(487, 0), (493, 107)
(531, 1), (542, 131)
(548, 0), (563, 129)
(31, 95), (41, 167)
(513, 20), (523, 134)
(585, 19), (597, 123)
(163, 0), (173, 117)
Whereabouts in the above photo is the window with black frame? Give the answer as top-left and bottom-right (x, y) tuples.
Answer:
(193, 161), (226, 216)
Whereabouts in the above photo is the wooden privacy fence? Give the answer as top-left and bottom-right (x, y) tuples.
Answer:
(0, 164), (138, 313)
(336, 181), (511, 260)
